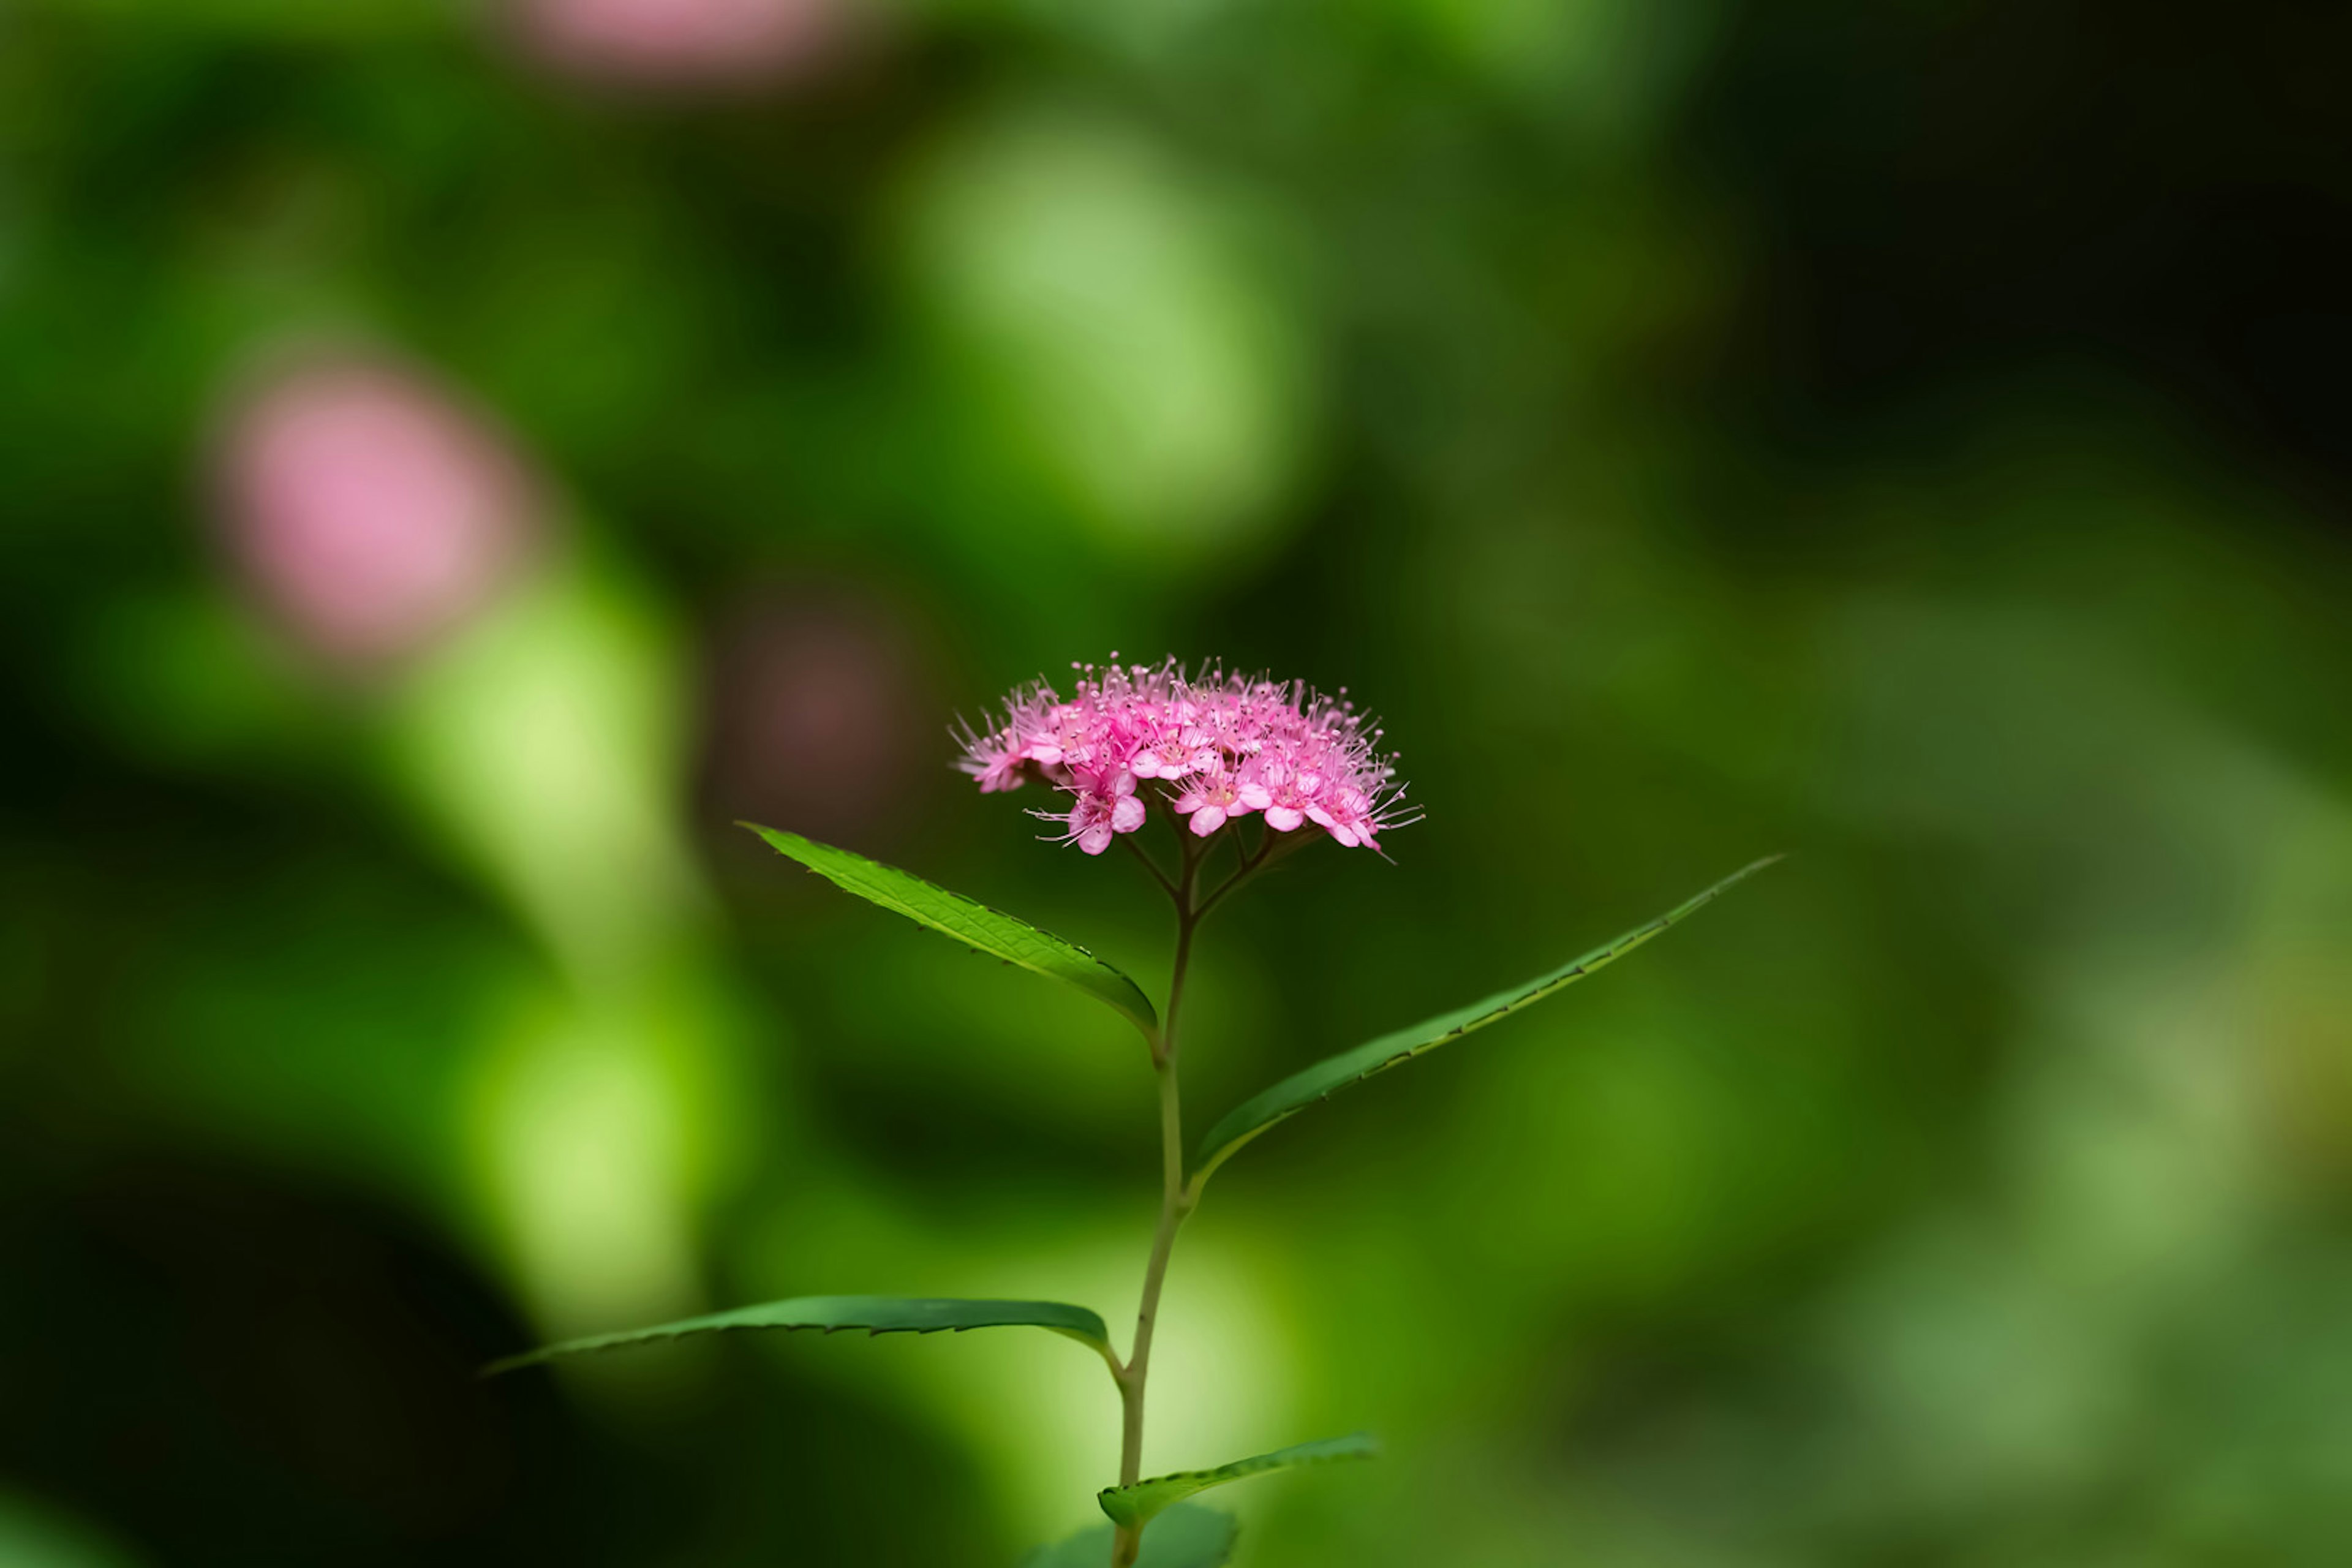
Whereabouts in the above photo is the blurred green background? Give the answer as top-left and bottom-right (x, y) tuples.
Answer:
(5, 0), (2350, 1564)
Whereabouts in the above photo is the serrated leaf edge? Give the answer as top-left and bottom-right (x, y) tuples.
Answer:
(484, 1295), (1120, 1379)
(743, 822), (1161, 1048)
(1097, 1433), (1381, 1529)
(1191, 856), (1781, 1183)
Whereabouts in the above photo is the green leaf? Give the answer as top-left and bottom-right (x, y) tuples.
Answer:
(1098, 1433), (1379, 1530)
(1020, 1504), (1238, 1568)
(484, 1295), (1118, 1377)
(1193, 857), (1781, 1180)
(744, 824), (1160, 1047)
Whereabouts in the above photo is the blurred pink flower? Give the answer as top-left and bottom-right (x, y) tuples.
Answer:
(216, 360), (542, 666)
(962, 659), (1416, 855)
(701, 593), (927, 845)
(511, 0), (837, 86)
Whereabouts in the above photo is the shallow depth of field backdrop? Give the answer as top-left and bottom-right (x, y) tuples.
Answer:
(5, 1), (2351, 1564)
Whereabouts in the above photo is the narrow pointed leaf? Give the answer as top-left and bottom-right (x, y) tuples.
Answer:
(1099, 1433), (1379, 1530)
(485, 1295), (1116, 1377)
(1021, 1504), (1238, 1568)
(744, 824), (1159, 1047)
(1194, 857), (1780, 1180)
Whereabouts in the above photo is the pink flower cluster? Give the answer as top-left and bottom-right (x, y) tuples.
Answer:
(957, 660), (1414, 856)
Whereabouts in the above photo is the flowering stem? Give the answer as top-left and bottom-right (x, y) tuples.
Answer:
(1119, 832), (1177, 898)
(1112, 828), (1206, 1567)
(1194, 826), (1281, 921)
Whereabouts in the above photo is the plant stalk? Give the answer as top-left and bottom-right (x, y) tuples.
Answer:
(1112, 830), (1205, 1566)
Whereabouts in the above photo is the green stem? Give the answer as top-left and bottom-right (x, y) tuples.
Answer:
(1194, 824), (1286, 921)
(1120, 831), (1177, 898)
(1112, 830), (1205, 1567)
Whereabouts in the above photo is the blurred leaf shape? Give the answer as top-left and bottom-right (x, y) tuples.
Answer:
(486, 1294), (1118, 1376)
(0, 1491), (140, 1568)
(902, 110), (1313, 557)
(1022, 1504), (1239, 1568)
(745, 824), (1161, 1047)
(1193, 858), (1781, 1180)
(1098, 1432), (1379, 1530)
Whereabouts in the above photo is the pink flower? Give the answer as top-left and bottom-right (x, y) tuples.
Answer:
(1305, 783), (1382, 850)
(1053, 766), (1146, 855)
(953, 683), (1054, 792)
(1171, 763), (1254, 837)
(1130, 733), (1209, 780)
(967, 741), (1028, 794)
(960, 658), (1415, 855)
(1248, 756), (1320, 833)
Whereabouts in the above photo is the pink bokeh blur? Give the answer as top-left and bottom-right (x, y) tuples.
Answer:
(215, 360), (545, 667)
(510, 0), (840, 86)
(699, 592), (930, 846)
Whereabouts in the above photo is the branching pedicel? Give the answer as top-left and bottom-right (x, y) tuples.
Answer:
(493, 659), (1776, 1568)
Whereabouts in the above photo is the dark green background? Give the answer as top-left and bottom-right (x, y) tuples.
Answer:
(5, 1), (2350, 1564)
